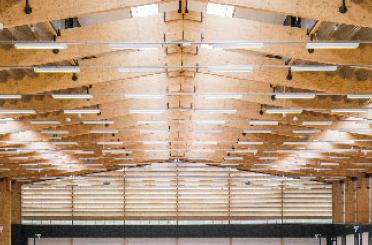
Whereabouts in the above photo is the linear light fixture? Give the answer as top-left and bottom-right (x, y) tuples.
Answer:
(0, 94), (22, 99)
(237, 141), (264, 145)
(243, 129), (272, 134)
(331, 108), (368, 113)
(347, 94), (372, 99)
(82, 120), (114, 125)
(265, 108), (303, 114)
(193, 141), (218, 145)
(137, 120), (167, 125)
(190, 149), (215, 153)
(109, 43), (162, 50)
(117, 66), (165, 73)
(203, 94), (243, 99)
(249, 120), (278, 126)
(102, 149), (132, 154)
(52, 142), (78, 145)
(194, 120), (226, 125)
(52, 94), (93, 99)
(291, 65), (337, 72)
(41, 130), (69, 134)
(320, 162), (339, 166)
(283, 141), (308, 145)
(30, 120), (60, 125)
(34, 66), (80, 73)
(0, 109), (36, 114)
(15, 42), (68, 50)
(90, 129), (119, 134)
(125, 94), (165, 99)
(259, 157), (278, 160)
(302, 120), (332, 126)
(227, 149), (258, 154)
(198, 109), (237, 114)
(97, 141), (123, 145)
(306, 42), (360, 50)
(129, 109), (165, 114)
(293, 129), (321, 134)
(211, 42), (264, 50)
(194, 129), (223, 134)
(143, 141), (169, 145)
(208, 65), (253, 73)
(64, 109), (100, 114)
(275, 93), (316, 99)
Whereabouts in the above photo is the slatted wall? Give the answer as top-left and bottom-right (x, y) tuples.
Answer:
(21, 163), (332, 222)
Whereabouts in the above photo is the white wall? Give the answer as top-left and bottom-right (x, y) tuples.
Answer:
(28, 237), (326, 245)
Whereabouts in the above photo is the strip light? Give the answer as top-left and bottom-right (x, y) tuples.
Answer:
(117, 67), (165, 73)
(293, 129), (321, 134)
(52, 94), (93, 99)
(97, 141), (123, 145)
(194, 120), (226, 125)
(227, 149), (258, 154)
(347, 94), (372, 99)
(102, 149), (132, 154)
(0, 95), (22, 99)
(143, 141), (169, 145)
(224, 156), (244, 160)
(249, 120), (278, 126)
(302, 120), (332, 126)
(90, 129), (119, 134)
(243, 129), (272, 134)
(275, 93), (316, 99)
(34, 66), (80, 73)
(237, 141), (263, 145)
(82, 120), (114, 125)
(265, 108), (303, 114)
(208, 65), (253, 73)
(15, 42), (68, 50)
(331, 108), (368, 113)
(291, 65), (338, 72)
(109, 43), (162, 50)
(64, 109), (100, 114)
(30, 120), (60, 125)
(0, 109), (35, 114)
(52, 142), (78, 145)
(41, 130), (69, 134)
(306, 42), (360, 50)
(193, 141), (218, 145)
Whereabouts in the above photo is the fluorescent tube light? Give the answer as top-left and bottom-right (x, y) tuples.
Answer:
(143, 141), (169, 145)
(129, 109), (165, 114)
(0, 94), (22, 99)
(198, 109), (237, 114)
(52, 142), (78, 145)
(283, 141), (308, 145)
(306, 42), (359, 50)
(125, 94), (165, 99)
(64, 109), (100, 114)
(143, 149), (169, 153)
(203, 94), (242, 99)
(331, 108), (368, 113)
(82, 120), (114, 125)
(30, 120), (60, 125)
(190, 149), (215, 153)
(193, 141), (218, 145)
(109, 43), (162, 50)
(97, 141), (123, 145)
(194, 129), (223, 134)
(194, 120), (226, 125)
(227, 149), (257, 154)
(293, 129), (321, 134)
(15, 42), (68, 50)
(347, 94), (372, 99)
(117, 67), (164, 73)
(52, 94), (93, 99)
(320, 162), (339, 166)
(211, 42), (264, 49)
(102, 149), (132, 154)
(208, 65), (253, 73)
(90, 129), (119, 134)
(265, 108), (303, 114)
(34, 66), (80, 73)
(291, 66), (337, 72)
(249, 120), (278, 126)
(0, 109), (36, 114)
(224, 156), (243, 160)
(237, 141), (263, 145)
(275, 93), (316, 99)
(137, 120), (167, 125)
(243, 129), (272, 134)
(259, 157), (278, 160)
(302, 120), (332, 126)
(41, 130), (68, 134)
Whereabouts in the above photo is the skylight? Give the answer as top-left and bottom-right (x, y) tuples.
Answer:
(131, 4), (159, 18)
(206, 3), (234, 17)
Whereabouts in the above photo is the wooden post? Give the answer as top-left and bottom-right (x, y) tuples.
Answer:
(0, 178), (12, 245)
(355, 175), (369, 224)
(345, 178), (356, 224)
(11, 182), (22, 225)
(332, 180), (345, 223)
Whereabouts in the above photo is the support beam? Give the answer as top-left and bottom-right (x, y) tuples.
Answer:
(0, 178), (11, 245)
(11, 182), (21, 225)
(332, 180), (345, 224)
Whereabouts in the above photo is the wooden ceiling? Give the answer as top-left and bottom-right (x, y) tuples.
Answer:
(0, 0), (371, 182)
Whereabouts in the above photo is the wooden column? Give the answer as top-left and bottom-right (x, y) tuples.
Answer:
(11, 182), (21, 225)
(332, 180), (345, 223)
(355, 175), (369, 224)
(0, 178), (12, 245)
(345, 178), (356, 224)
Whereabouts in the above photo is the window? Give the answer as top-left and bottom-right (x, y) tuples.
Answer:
(131, 4), (159, 18)
(207, 3), (234, 17)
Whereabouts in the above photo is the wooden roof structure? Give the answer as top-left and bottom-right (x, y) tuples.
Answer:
(0, 0), (370, 183)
